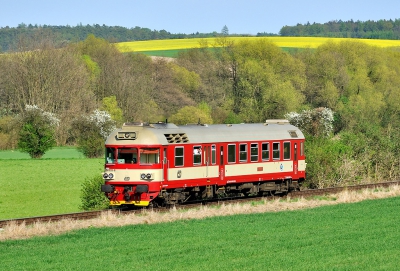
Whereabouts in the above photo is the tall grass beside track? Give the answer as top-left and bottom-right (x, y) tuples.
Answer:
(0, 147), (103, 219)
(1, 195), (400, 270)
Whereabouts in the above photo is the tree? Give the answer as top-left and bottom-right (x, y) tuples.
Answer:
(169, 105), (213, 125)
(17, 105), (59, 158)
(100, 96), (124, 126)
(73, 110), (116, 158)
(221, 25), (229, 35)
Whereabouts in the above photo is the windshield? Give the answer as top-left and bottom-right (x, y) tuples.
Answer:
(105, 147), (115, 164)
(117, 148), (138, 164)
(106, 147), (160, 164)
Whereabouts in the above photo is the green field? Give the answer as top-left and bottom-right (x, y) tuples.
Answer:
(1, 196), (400, 270)
(0, 148), (103, 219)
(117, 36), (400, 54)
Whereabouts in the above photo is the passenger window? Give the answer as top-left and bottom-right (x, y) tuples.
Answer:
(175, 147), (184, 167)
(262, 143), (269, 161)
(228, 144), (236, 163)
(284, 142), (290, 160)
(251, 143), (258, 162)
(239, 143), (247, 162)
(273, 142), (280, 160)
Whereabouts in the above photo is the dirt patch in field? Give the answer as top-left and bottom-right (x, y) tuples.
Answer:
(1, 185), (400, 241)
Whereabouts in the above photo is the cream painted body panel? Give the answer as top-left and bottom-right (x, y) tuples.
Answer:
(168, 165), (219, 181)
(104, 169), (163, 183)
(298, 160), (306, 171)
(225, 161), (294, 177)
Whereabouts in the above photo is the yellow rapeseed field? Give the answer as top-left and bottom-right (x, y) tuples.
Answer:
(116, 37), (400, 53)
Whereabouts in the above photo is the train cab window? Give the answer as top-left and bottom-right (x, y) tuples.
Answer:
(105, 147), (115, 164)
(117, 148), (138, 164)
(211, 145), (216, 164)
(273, 142), (280, 160)
(175, 147), (184, 167)
(262, 143), (269, 161)
(140, 148), (160, 164)
(239, 143), (247, 162)
(228, 144), (236, 163)
(193, 146), (202, 165)
(250, 143), (258, 162)
(284, 142), (291, 160)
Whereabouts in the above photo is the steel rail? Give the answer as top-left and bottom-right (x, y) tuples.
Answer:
(1, 181), (399, 229)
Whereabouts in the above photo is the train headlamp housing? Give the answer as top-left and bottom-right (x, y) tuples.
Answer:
(102, 172), (115, 180)
(140, 173), (153, 180)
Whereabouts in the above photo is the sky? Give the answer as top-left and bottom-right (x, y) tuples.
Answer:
(1, 0), (400, 35)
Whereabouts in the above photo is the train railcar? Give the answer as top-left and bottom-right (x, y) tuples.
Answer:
(101, 120), (306, 207)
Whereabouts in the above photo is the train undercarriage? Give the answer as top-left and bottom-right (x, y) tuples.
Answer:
(152, 179), (303, 207)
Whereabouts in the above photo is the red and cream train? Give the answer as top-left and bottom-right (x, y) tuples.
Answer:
(101, 120), (306, 207)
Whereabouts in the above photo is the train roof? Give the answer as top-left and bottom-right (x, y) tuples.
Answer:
(105, 120), (305, 146)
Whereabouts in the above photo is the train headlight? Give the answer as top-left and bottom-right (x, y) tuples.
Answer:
(103, 172), (115, 180)
(141, 173), (153, 180)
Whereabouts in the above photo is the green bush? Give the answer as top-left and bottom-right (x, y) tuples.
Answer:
(17, 105), (58, 158)
(80, 174), (109, 211)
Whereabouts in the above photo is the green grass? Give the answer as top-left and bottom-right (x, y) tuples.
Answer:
(0, 146), (86, 159)
(0, 148), (103, 219)
(1, 196), (400, 270)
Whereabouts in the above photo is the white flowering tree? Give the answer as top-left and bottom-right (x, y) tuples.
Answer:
(17, 105), (60, 158)
(73, 109), (116, 158)
(285, 107), (334, 137)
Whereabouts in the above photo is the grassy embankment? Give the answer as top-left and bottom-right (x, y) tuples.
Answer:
(116, 36), (400, 57)
(0, 147), (103, 219)
(1, 196), (400, 270)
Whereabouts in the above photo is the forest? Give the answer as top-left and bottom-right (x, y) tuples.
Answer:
(278, 19), (400, 39)
(1, 31), (400, 188)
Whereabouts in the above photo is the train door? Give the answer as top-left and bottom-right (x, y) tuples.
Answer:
(219, 146), (224, 181)
(163, 147), (169, 182)
(203, 145), (209, 177)
(293, 143), (298, 175)
(202, 144), (217, 179)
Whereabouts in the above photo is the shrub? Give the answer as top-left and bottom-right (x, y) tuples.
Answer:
(17, 105), (59, 158)
(80, 174), (110, 211)
(72, 110), (116, 158)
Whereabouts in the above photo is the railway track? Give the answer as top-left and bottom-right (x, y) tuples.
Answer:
(1, 181), (399, 229)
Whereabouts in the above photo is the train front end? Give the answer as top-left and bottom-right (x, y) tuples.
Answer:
(101, 123), (164, 207)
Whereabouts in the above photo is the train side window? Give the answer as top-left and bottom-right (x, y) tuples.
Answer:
(239, 143), (247, 162)
(250, 143), (258, 162)
(283, 142), (290, 160)
(262, 143), (269, 161)
(175, 147), (184, 167)
(273, 142), (280, 160)
(300, 141), (304, 156)
(193, 146), (202, 165)
(228, 144), (236, 163)
(211, 145), (216, 164)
